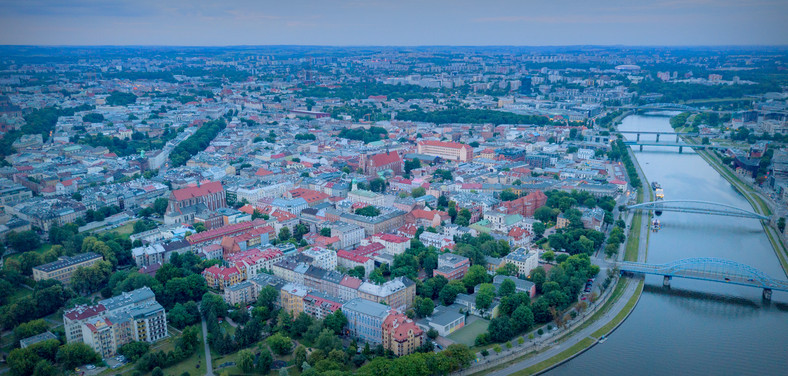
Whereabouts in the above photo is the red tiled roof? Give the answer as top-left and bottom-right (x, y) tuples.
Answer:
(289, 188), (329, 204)
(418, 140), (470, 150)
(383, 311), (423, 342)
(337, 250), (371, 264)
(172, 181), (223, 201)
(340, 275), (362, 289)
(368, 151), (402, 168)
(374, 233), (410, 243)
(64, 305), (106, 321)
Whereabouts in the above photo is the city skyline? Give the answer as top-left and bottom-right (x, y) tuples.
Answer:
(0, 0), (786, 46)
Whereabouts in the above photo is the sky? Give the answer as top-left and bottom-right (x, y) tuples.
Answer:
(0, 0), (786, 46)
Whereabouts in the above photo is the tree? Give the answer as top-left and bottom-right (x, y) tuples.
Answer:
(534, 206), (556, 223)
(320, 227), (332, 237)
(496, 262), (518, 277)
(119, 342), (150, 362)
(8, 231), (41, 253)
(529, 266), (547, 293)
(257, 348), (273, 373)
(324, 310), (348, 335)
(278, 227), (292, 241)
(475, 283), (496, 310)
(488, 316), (513, 342)
(779, 217), (786, 233)
(7, 348), (39, 376)
(439, 280), (465, 306)
(267, 333), (293, 355)
(511, 305), (535, 333)
(533, 221), (546, 239)
(152, 367), (164, 376)
(295, 345), (308, 371)
(237, 349), (255, 373)
(411, 187), (426, 198)
(56, 343), (100, 369)
(193, 222), (206, 233)
(355, 205), (381, 217)
(32, 359), (56, 376)
(497, 278), (517, 298)
(462, 264), (488, 291)
(414, 296), (435, 318)
(369, 178), (386, 193)
(542, 250), (556, 263)
(315, 329), (342, 353)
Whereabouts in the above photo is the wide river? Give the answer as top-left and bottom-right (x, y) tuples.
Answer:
(548, 114), (788, 376)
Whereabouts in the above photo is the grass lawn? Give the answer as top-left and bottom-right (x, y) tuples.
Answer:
(219, 321), (236, 336)
(112, 221), (138, 236)
(6, 285), (33, 304)
(624, 213), (642, 262)
(448, 318), (489, 347)
(5, 244), (52, 263)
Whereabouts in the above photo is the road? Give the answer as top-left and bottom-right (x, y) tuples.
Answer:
(485, 280), (638, 376)
(200, 314), (214, 376)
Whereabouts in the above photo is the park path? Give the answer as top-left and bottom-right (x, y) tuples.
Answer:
(201, 313), (214, 376)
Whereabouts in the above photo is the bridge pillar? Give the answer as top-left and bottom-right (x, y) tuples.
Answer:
(679, 146), (683, 153)
(639, 145), (643, 152)
(763, 288), (772, 301)
(656, 134), (660, 142)
(676, 134), (680, 142)
(636, 133), (640, 142)
(663, 275), (671, 287)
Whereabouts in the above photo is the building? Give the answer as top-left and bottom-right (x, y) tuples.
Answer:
(493, 275), (536, 298)
(301, 246), (338, 271)
(224, 281), (256, 306)
(337, 250), (374, 277)
(225, 247), (285, 278)
(504, 247), (539, 278)
(280, 283), (310, 316)
(32, 252), (103, 285)
(62, 287), (167, 357)
(347, 189), (386, 206)
(19, 331), (57, 349)
(303, 292), (345, 320)
(419, 231), (456, 251)
(0, 179), (33, 207)
(342, 298), (390, 344)
(357, 276), (416, 312)
(164, 181), (227, 225)
(330, 222), (365, 249)
(417, 140), (473, 162)
(427, 306), (465, 336)
(499, 191), (547, 217)
(371, 233), (410, 255)
(360, 150), (403, 176)
(202, 265), (243, 289)
(382, 310), (424, 356)
(433, 253), (470, 280)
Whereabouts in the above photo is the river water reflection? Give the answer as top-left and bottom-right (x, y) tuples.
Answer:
(548, 114), (788, 376)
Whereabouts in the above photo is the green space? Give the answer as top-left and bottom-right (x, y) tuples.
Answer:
(5, 244), (52, 263)
(448, 318), (490, 347)
(624, 213), (642, 262)
(591, 280), (644, 338)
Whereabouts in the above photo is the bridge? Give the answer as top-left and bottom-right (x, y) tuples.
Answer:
(622, 140), (728, 153)
(635, 103), (700, 112)
(618, 257), (788, 300)
(618, 130), (699, 142)
(626, 200), (769, 220)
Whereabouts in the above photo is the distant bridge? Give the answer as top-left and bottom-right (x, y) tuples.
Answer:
(623, 140), (727, 153)
(626, 200), (769, 220)
(636, 103), (700, 112)
(618, 257), (788, 299)
(618, 130), (698, 142)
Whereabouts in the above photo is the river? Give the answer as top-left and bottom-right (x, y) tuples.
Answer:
(548, 114), (788, 376)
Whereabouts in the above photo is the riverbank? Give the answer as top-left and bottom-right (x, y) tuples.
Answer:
(688, 139), (788, 277)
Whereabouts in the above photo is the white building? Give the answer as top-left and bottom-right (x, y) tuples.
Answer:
(504, 247), (540, 278)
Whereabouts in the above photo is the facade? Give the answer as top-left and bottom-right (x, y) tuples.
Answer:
(417, 140), (473, 162)
(357, 276), (416, 312)
(202, 265), (243, 289)
(428, 308), (465, 336)
(331, 222), (365, 249)
(504, 247), (540, 278)
(302, 246), (338, 271)
(32, 252), (103, 285)
(280, 283), (310, 316)
(164, 181), (227, 225)
(382, 311), (424, 356)
(499, 190), (548, 217)
(303, 292), (345, 320)
(432, 253), (470, 281)
(371, 233), (410, 255)
(347, 189), (386, 206)
(360, 150), (403, 176)
(62, 287), (167, 357)
(336, 250), (374, 277)
(342, 298), (390, 344)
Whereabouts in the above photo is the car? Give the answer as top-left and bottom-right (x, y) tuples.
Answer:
(581, 296), (587, 300)
(85, 365), (96, 370)
(724, 277), (731, 282)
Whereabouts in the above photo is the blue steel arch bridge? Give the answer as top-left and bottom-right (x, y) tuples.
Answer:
(625, 200), (769, 220)
(618, 257), (788, 300)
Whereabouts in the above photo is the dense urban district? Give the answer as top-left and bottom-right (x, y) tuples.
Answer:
(0, 46), (786, 376)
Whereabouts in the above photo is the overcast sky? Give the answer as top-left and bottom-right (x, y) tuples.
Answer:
(0, 0), (786, 46)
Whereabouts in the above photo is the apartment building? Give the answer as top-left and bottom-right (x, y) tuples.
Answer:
(417, 140), (473, 162)
(504, 247), (540, 278)
(432, 253), (470, 281)
(280, 283), (310, 316)
(32, 252), (103, 285)
(382, 311), (424, 356)
(343, 298), (390, 344)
